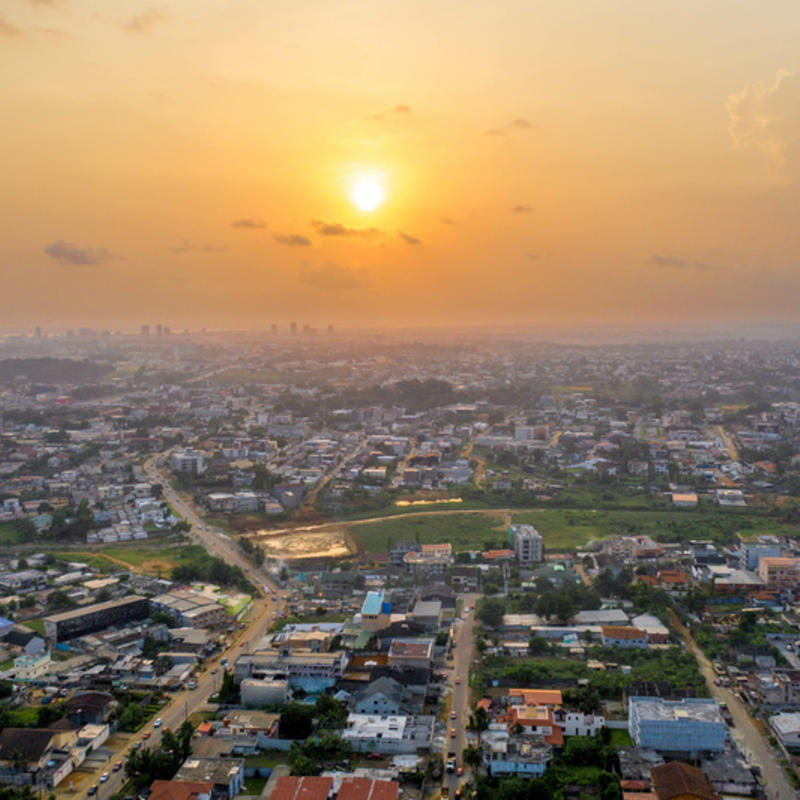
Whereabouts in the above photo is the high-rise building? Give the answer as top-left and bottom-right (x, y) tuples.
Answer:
(34, 326), (41, 339)
(270, 324), (278, 335)
(290, 321), (297, 335)
(156, 324), (163, 336)
(141, 324), (150, 336)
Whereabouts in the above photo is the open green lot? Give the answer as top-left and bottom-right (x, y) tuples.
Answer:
(352, 512), (507, 553)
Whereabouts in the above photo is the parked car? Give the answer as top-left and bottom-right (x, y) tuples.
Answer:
(366, 752), (382, 760)
(100, 773), (109, 783)
(113, 762), (122, 772)
(153, 718), (163, 728)
(87, 786), (98, 796)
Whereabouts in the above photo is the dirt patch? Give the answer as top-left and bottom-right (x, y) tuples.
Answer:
(138, 559), (177, 574)
(247, 526), (356, 561)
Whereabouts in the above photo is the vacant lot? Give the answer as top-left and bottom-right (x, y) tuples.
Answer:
(352, 512), (508, 554)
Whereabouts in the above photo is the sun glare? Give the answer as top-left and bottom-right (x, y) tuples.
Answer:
(351, 176), (385, 212)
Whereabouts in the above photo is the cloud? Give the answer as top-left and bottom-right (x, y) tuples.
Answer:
(649, 254), (714, 271)
(0, 14), (22, 36)
(44, 240), (111, 266)
(123, 7), (163, 33)
(311, 220), (380, 237)
(511, 204), (533, 214)
(231, 218), (266, 229)
(273, 233), (311, 247)
(398, 231), (421, 246)
(484, 128), (505, 137)
(526, 253), (539, 260)
(394, 104), (411, 113)
(510, 118), (533, 129)
(728, 71), (800, 178)
(300, 263), (370, 290)
(440, 217), (456, 225)
(171, 240), (229, 254)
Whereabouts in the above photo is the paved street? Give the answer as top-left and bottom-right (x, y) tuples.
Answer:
(68, 456), (284, 800)
(671, 611), (798, 800)
(443, 594), (478, 798)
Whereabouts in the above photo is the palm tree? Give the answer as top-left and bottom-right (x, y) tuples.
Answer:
(462, 744), (481, 774)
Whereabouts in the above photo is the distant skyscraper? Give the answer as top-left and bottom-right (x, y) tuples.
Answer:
(270, 324), (278, 335)
(141, 324), (150, 336)
(327, 324), (334, 335)
(156, 324), (163, 336)
(290, 321), (297, 335)
(34, 326), (41, 339)
(163, 326), (170, 336)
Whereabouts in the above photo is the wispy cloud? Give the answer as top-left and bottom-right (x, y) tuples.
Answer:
(0, 14), (22, 36)
(123, 7), (163, 33)
(394, 104), (410, 113)
(44, 240), (111, 266)
(311, 220), (380, 237)
(274, 233), (311, 247)
(440, 217), (456, 225)
(300, 263), (370, 290)
(486, 118), (534, 137)
(231, 218), (266, 230)
(728, 70), (800, 178)
(171, 240), (229, 254)
(373, 104), (411, 121)
(526, 253), (539, 260)
(511, 205), (533, 214)
(649, 254), (714, 272)
(398, 231), (421, 246)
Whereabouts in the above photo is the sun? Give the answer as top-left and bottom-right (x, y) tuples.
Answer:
(351, 176), (385, 212)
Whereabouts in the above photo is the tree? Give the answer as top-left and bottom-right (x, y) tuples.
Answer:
(467, 706), (490, 748)
(462, 744), (481, 772)
(153, 655), (173, 676)
(528, 634), (550, 656)
(314, 694), (348, 729)
(475, 597), (504, 629)
(218, 670), (240, 705)
(279, 703), (314, 739)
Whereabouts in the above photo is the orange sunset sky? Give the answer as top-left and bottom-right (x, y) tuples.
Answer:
(2, 1), (800, 330)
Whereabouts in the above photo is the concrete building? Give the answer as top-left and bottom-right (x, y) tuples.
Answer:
(341, 714), (433, 754)
(360, 591), (390, 632)
(151, 590), (229, 629)
(601, 626), (648, 649)
(169, 449), (206, 475)
(410, 600), (442, 632)
(240, 678), (289, 708)
(770, 712), (800, 752)
(510, 524), (543, 564)
(387, 640), (433, 671)
(44, 596), (149, 642)
(481, 723), (552, 777)
(758, 557), (800, 589)
(628, 697), (726, 757)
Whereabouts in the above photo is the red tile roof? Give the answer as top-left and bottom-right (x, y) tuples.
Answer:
(148, 780), (215, 800)
(338, 777), (399, 800)
(270, 776), (333, 800)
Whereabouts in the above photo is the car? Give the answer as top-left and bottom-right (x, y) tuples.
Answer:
(240, 641), (246, 647)
(132, 742), (142, 751)
(450, 711), (457, 720)
(457, 766), (463, 776)
(366, 752), (382, 760)
(450, 728), (456, 738)
(100, 773), (109, 783)
(154, 718), (163, 727)
(455, 677), (461, 685)
(211, 668), (218, 674)
(113, 762), (122, 772)
(87, 786), (98, 796)
(142, 732), (151, 740)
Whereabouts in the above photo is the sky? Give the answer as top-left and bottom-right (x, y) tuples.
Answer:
(2, 0), (800, 331)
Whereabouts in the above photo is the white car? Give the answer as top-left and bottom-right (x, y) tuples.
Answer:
(153, 718), (163, 728)
(100, 773), (109, 783)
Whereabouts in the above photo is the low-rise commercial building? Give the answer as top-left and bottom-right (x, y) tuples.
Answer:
(628, 697), (726, 757)
(44, 596), (149, 642)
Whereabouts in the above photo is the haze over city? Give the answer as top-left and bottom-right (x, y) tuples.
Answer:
(3, 1), (800, 331)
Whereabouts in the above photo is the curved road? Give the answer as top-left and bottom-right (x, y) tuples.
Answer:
(72, 457), (284, 800)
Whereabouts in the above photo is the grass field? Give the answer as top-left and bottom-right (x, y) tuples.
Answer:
(0, 523), (21, 546)
(349, 505), (800, 554)
(607, 728), (633, 747)
(23, 618), (45, 634)
(352, 512), (508, 553)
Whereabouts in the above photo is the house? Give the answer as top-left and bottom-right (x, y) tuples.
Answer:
(341, 714), (433, 754)
(672, 493), (698, 509)
(0, 728), (75, 787)
(352, 676), (410, 716)
(65, 692), (116, 725)
(651, 761), (720, 800)
(220, 710), (279, 742)
(601, 626), (648, 649)
(510, 524), (543, 564)
(758, 557), (800, 590)
(387, 640), (433, 671)
(628, 697), (726, 757)
(174, 757), (244, 799)
(770, 712), (800, 751)
(410, 601), (442, 632)
(481, 723), (552, 777)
